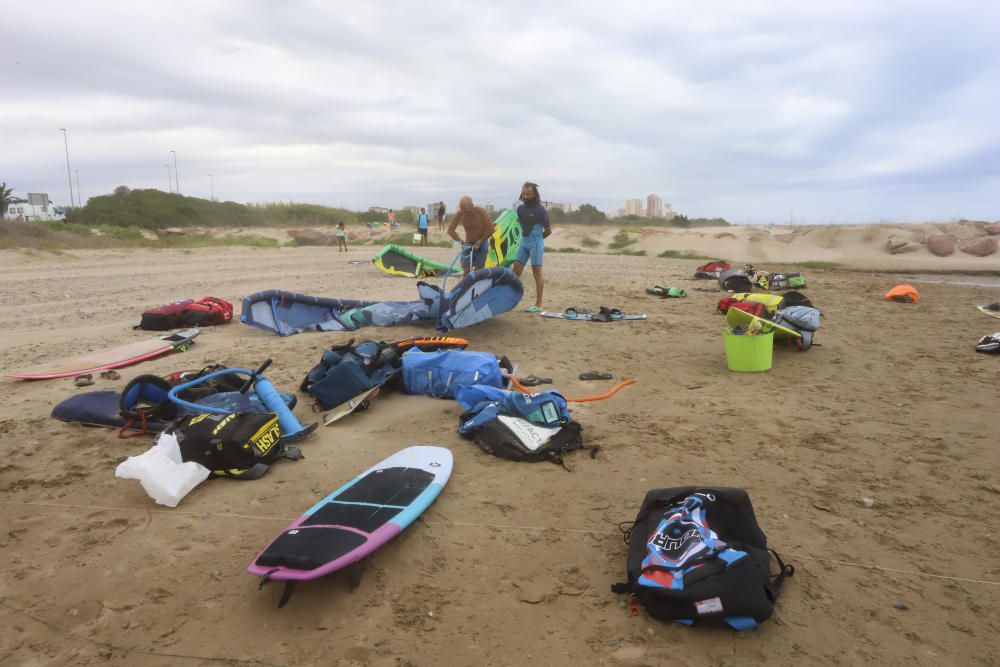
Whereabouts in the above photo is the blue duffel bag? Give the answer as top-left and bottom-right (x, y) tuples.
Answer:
(402, 349), (504, 399)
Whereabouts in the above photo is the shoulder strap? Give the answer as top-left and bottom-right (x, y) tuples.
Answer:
(769, 549), (795, 594)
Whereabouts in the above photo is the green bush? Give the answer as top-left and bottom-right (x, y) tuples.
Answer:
(615, 248), (647, 256)
(97, 224), (145, 241)
(554, 247), (583, 253)
(789, 260), (841, 269)
(38, 221), (93, 236)
(580, 236), (600, 248)
(608, 231), (637, 249)
(657, 249), (716, 260)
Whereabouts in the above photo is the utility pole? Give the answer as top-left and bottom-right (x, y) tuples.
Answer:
(166, 164), (173, 193)
(209, 174), (214, 201)
(75, 170), (81, 206)
(59, 128), (74, 207)
(171, 150), (179, 194)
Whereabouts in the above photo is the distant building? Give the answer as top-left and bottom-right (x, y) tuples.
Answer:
(624, 198), (643, 217)
(404, 205), (421, 218)
(542, 200), (573, 214)
(368, 206), (391, 214)
(646, 194), (663, 219)
(663, 202), (675, 220)
(2, 193), (65, 222)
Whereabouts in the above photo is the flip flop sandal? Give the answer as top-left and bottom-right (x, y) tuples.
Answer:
(74, 374), (94, 387)
(520, 375), (553, 387)
(645, 286), (669, 297)
(524, 305), (541, 313)
(100, 370), (121, 380)
(579, 371), (613, 381)
(563, 307), (592, 318)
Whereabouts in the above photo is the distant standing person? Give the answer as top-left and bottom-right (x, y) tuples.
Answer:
(436, 202), (446, 231)
(512, 182), (551, 313)
(388, 209), (398, 229)
(336, 222), (348, 252)
(447, 196), (493, 275)
(417, 207), (430, 246)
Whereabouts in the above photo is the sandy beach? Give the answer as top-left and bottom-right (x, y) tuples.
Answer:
(1, 233), (999, 666)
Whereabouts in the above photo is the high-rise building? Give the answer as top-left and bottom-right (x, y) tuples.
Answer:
(624, 198), (643, 216)
(646, 194), (663, 219)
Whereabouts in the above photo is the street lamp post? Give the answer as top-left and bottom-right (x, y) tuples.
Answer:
(209, 174), (214, 201)
(171, 150), (179, 194)
(58, 128), (74, 207)
(75, 170), (81, 206)
(166, 164), (173, 193)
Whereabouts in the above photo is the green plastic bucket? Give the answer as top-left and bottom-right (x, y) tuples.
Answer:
(723, 329), (773, 372)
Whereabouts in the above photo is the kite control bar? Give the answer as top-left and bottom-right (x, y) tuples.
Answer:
(168, 359), (318, 443)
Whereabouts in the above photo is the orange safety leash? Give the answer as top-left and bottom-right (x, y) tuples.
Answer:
(509, 375), (636, 402)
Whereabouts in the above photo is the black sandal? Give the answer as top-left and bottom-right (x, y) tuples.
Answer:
(579, 371), (613, 381)
(520, 375), (553, 387)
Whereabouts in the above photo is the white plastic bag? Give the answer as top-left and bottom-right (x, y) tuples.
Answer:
(115, 432), (211, 507)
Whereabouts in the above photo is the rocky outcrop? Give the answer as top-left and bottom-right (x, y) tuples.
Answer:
(714, 232), (736, 239)
(288, 229), (336, 246)
(908, 231), (926, 244)
(774, 233), (798, 243)
(958, 237), (998, 257)
(927, 234), (955, 257)
(885, 236), (910, 254)
(984, 222), (1000, 236)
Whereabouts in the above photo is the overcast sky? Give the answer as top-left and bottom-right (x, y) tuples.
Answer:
(4, 1), (999, 223)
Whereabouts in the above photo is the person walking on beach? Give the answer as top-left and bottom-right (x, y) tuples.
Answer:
(436, 202), (446, 231)
(447, 196), (493, 275)
(417, 207), (430, 246)
(336, 222), (348, 252)
(512, 182), (551, 313)
(388, 209), (398, 229)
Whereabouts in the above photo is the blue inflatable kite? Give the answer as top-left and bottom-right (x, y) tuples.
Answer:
(241, 266), (523, 336)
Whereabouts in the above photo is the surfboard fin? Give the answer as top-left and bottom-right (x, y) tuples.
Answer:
(277, 581), (297, 608)
(347, 558), (367, 591)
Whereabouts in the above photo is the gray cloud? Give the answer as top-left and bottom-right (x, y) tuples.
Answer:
(4, 0), (999, 222)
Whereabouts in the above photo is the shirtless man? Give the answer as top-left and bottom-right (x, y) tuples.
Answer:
(447, 196), (493, 275)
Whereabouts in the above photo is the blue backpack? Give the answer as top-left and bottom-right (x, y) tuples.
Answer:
(402, 349), (505, 399)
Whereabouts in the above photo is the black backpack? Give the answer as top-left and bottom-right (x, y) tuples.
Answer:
(611, 487), (793, 630)
(458, 414), (587, 468)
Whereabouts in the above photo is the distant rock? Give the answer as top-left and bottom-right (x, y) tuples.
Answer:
(984, 222), (1000, 236)
(927, 234), (955, 257)
(959, 237), (998, 257)
(289, 229), (335, 246)
(885, 236), (910, 254)
(714, 232), (736, 239)
(774, 233), (798, 243)
(158, 227), (187, 236)
(908, 231), (926, 244)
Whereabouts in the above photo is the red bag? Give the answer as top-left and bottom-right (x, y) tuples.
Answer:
(181, 297), (233, 327)
(717, 298), (766, 317)
(135, 299), (194, 330)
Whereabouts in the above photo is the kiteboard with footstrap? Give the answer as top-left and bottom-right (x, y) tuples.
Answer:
(6, 329), (200, 380)
(248, 445), (452, 607)
(541, 307), (646, 322)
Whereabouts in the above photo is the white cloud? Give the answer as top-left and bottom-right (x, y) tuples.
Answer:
(3, 0), (999, 221)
